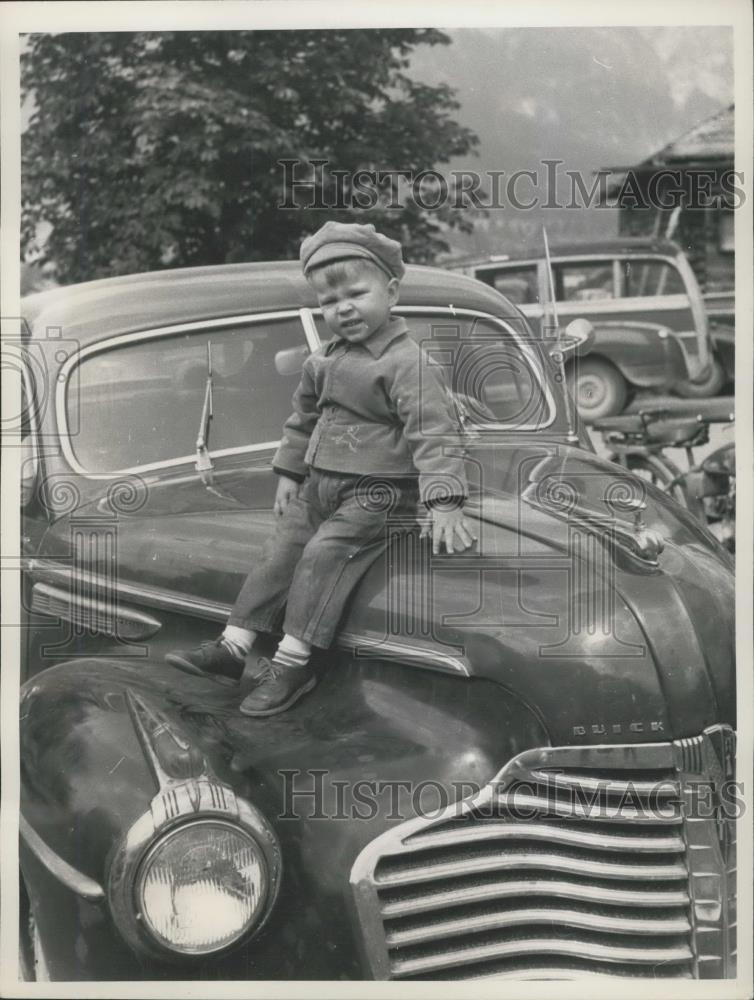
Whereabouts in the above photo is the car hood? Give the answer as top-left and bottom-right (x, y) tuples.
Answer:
(37, 438), (734, 750)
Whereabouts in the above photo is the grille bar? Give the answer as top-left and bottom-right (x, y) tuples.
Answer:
(527, 770), (674, 796)
(402, 822), (684, 853)
(458, 961), (694, 980)
(390, 937), (695, 978)
(403, 792), (682, 830)
(385, 907), (691, 948)
(381, 879), (690, 918)
(376, 851), (688, 887)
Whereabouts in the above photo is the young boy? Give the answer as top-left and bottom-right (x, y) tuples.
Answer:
(167, 222), (476, 716)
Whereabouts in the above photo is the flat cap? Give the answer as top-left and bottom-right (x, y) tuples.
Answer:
(300, 221), (405, 280)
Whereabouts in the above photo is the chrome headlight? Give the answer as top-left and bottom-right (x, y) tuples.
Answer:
(136, 819), (268, 955)
(107, 782), (281, 961)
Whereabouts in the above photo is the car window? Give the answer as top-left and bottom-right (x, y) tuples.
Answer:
(66, 316), (307, 473)
(621, 259), (686, 297)
(404, 313), (551, 429)
(476, 265), (540, 306)
(554, 261), (615, 302)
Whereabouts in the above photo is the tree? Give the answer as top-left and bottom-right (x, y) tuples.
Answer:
(21, 31), (478, 284)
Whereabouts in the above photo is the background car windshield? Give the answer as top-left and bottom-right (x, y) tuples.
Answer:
(66, 317), (307, 473)
(622, 259), (686, 296)
(555, 262), (615, 302)
(479, 265), (539, 305)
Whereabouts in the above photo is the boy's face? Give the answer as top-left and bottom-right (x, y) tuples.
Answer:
(308, 260), (399, 344)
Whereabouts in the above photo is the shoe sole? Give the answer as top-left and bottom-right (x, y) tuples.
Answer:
(238, 676), (317, 717)
(164, 653), (240, 686)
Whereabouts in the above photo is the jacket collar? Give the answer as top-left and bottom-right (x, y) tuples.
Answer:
(324, 315), (408, 359)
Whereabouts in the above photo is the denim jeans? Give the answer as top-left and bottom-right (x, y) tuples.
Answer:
(228, 469), (420, 648)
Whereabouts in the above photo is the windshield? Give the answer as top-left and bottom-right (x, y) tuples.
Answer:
(64, 317), (307, 474)
(313, 310), (554, 431)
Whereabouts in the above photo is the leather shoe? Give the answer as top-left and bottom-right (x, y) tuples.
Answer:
(239, 659), (316, 716)
(165, 638), (243, 682)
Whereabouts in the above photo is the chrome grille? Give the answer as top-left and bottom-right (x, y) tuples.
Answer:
(351, 728), (736, 980)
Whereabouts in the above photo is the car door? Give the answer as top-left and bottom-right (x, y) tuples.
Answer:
(25, 311), (313, 675)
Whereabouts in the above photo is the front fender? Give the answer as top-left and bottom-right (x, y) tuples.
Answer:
(19, 656), (549, 980)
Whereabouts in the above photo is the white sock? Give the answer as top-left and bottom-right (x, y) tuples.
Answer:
(273, 633), (312, 669)
(221, 625), (256, 661)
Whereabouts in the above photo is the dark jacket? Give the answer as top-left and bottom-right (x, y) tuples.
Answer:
(272, 316), (468, 504)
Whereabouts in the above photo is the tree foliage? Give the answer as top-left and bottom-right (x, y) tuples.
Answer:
(21, 31), (478, 284)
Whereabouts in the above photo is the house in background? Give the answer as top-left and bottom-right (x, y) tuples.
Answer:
(602, 105), (735, 298)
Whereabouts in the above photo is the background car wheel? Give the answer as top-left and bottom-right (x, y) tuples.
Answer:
(674, 355), (727, 399)
(570, 357), (628, 421)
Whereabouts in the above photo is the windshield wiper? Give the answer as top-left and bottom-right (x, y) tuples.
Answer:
(195, 342), (215, 486)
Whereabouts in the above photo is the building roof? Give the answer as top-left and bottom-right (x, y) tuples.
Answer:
(602, 104), (734, 176)
(600, 104), (734, 200)
(652, 103), (734, 163)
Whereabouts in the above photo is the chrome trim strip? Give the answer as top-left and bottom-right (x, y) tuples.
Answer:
(31, 581), (163, 640)
(299, 307), (321, 351)
(29, 562), (470, 677)
(30, 560), (231, 622)
(338, 631), (470, 676)
(64, 441), (281, 481)
(55, 309), (308, 479)
(20, 815), (105, 902)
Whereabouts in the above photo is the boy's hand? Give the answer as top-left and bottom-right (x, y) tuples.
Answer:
(274, 475), (301, 517)
(422, 506), (478, 555)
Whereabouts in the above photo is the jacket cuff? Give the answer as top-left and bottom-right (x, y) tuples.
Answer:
(423, 494), (466, 511)
(273, 465), (306, 483)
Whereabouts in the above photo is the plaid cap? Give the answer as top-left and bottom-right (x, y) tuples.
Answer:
(300, 221), (405, 280)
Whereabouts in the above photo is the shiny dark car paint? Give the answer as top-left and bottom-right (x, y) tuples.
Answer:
(18, 262), (735, 980)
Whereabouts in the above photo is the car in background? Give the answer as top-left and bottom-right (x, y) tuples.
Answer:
(17, 262), (735, 982)
(446, 238), (727, 419)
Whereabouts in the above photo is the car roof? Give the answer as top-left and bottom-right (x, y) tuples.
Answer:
(446, 237), (683, 268)
(22, 260), (524, 347)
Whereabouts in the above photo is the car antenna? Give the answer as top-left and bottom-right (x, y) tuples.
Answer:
(543, 226), (578, 442)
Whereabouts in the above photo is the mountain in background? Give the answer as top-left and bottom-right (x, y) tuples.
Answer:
(407, 26), (734, 258)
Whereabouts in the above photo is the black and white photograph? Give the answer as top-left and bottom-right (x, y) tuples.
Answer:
(1, 1), (752, 995)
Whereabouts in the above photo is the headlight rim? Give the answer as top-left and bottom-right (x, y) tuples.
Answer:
(106, 791), (282, 963)
(134, 817), (270, 957)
